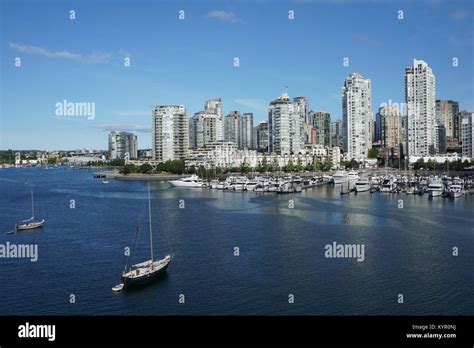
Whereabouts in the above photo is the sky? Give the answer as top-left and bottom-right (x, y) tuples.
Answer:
(1, 0), (473, 150)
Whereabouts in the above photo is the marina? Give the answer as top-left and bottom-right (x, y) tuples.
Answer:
(164, 170), (474, 198)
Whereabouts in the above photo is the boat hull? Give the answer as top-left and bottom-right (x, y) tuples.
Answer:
(16, 219), (45, 231)
(355, 185), (370, 192)
(449, 191), (462, 198)
(122, 261), (170, 288)
(428, 190), (443, 197)
(168, 181), (203, 188)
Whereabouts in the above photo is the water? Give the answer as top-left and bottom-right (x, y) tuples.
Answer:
(0, 168), (473, 315)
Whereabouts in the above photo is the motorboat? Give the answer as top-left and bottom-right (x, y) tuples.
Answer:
(168, 175), (203, 188)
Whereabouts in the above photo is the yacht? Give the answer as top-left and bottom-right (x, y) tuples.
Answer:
(347, 170), (360, 181)
(230, 177), (248, 191)
(381, 177), (394, 193)
(16, 190), (45, 231)
(244, 180), (258, 192)
(354, 178), (371, 193)
(168, 175), (203, 188)
(332, 170), (348, 184)
(428, 180), (444, 197)
(114, 183), (171, 291)
(448, 184), (463, 198)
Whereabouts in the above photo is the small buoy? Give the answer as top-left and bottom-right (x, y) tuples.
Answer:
(112, 283), (124, 292)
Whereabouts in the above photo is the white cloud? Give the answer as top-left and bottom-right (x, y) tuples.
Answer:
(93, 124), (151, 133)
(9, 43), (81, 60)
(9, 43), (121, 64)
(111, 111), (150, 117)
(207, 11), (239, 23)
(234, 99), (267, 111)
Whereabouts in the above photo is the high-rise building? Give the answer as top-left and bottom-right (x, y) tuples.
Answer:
(342, 73), (372, 161)
(304, 124), (317, 144)
(152, 105), (189, 161)
(405, 59), (436, 157)
(240, 113), (253, 149)
(223, 111), (253, 149)
(331, 119), (343, 148)
(204, 97), (222, 118)
(108, 131), (138, 160)
(293, 96), (308, 145)
(376, 105), (402, 150)
(434, 121), (447, 154)
(435, 100), (459, 140)
(268, 93), (302, 154)
(190, 112), (223, 148)
(224, 111), (240, 145)
(255, 121), (269, 151)
(190, 98), (223, 149)
(461, 111), (474, 159)
(375, 110), (385, 144)
(311, 110), (331, 146)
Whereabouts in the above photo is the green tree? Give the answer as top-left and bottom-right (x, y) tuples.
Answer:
(322, 156), (333, 171)
(121, 164), (136, 175)
(296, 157), (303, 172)
(271, 158), (279, 173)
(109, 159), (125, 167)
(368, 148), (378, 159)
(262, 155), (269, 173)
(48, 157), (58, 165)
(349, 159), (359, 169)
(413, 158), (425, 170)
(313, 156), (322, 172)
(139, 163), (153, 174)
(286, 159), (295, 172)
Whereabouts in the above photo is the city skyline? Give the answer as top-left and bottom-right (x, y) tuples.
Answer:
(1, 0), (473, 150)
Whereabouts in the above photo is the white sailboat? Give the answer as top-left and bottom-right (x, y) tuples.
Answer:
(16, 190), (45, 231)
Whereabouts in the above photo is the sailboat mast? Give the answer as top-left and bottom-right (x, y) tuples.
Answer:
(148, 183), (154, 261)
(31, 189), (35, 219)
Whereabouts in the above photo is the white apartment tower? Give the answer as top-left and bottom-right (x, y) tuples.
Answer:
(152, 105), (189, 161)
(461, 112), (474, 159)
(342, 73), (372, 161)
(268, 93), (302, 154)
(108, 131), (138, 160)
(190, 98), (224, 148)
(405, 59), (436, 157)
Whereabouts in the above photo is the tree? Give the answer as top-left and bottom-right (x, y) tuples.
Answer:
(240, 161), (251, 174)
(286, 159), (295, 172)
(349, 159), (359, 169)
(296, 157), (303, 172)
(109, 159), (125, 167)
(121, 164), (136, 175)
(322, 156), (333, 171)
(413, 158), (425, 170)
(368, 148), (378, 159)
(271, 157), (279, 173)
(262, 155), (269, 173)
(340, 160), (351, 169)
(139, 163), (153, 174)
(48, 157), (58, 164)
(313, 156), (321, 172)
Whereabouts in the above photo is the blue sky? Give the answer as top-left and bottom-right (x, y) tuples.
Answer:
(1, 0), (473, 150)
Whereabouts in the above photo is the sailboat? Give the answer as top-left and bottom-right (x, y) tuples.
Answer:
(113, 183), (172, 291)
(16, 190), (45, 231)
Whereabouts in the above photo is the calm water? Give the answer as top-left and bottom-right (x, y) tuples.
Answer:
(0, 167), (473, 315)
